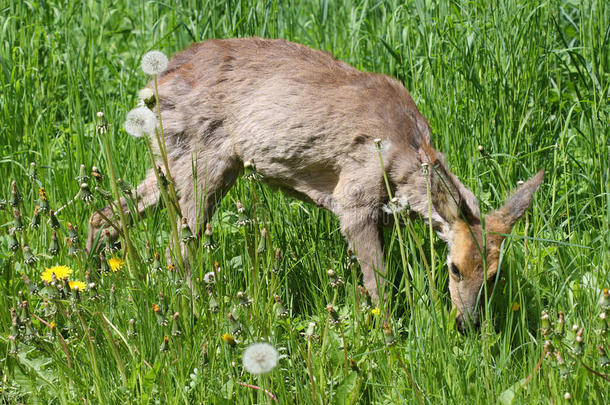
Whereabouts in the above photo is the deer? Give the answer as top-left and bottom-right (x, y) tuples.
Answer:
(87, 37), (544, 332)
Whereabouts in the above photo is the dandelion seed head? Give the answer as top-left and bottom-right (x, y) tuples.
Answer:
(242, 342), (278, 375)
(381, 194), (409, 214)
(124, 107), (157, 138)
(138, 88), (154, 101)
(141, 50), (168, 75)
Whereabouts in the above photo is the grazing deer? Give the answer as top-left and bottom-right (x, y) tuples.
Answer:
(87, 38), (543, 331)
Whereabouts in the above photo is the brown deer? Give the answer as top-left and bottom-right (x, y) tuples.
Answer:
(87, 38), (543, 332)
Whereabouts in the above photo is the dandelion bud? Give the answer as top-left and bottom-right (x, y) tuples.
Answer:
(257, 228), (267, 253)
(153, 303), (167, 326)
(227, 312), (243, 336)
(601, 289), (610, 310)
(171, 312), (182, 337)
(10, 181), (22, 207)
(13, 208), (24, 232)
(208, 289), (219, 313)
(91, 166), (104, 182)
(373, 138), (382, 149)
(517, 180), (524, 186)
(38, 187), (49, 213)
(328, 268), (344, 288)
(0, 198), (6, 211)
(359, 285), (373, 309)
(49, 210), (60, 230)
(383, 322), (396, 346)
(554, 311), (565, 337)
(27, 162), (37, 182)
(326, 305), (341, 325)
(117, 178), (133, 196)
(272, 247), (282, 273)
(543, 340), (553, 354)
(138, 88), (156, 109)
(222, 333), (237, 348)
(95, 186), (113, 201)
(203, 223), (215, 250)
(160, 335), (170, 352)
(99, 251), (110, 274)
(243, 160), (261, 181)
(478, 145), (489, 157)
(274, 294), (288, 318)
(180, 218), (195, 244)
(573, 328), (584, 355)
(96, 112), (108, 135)
(67, 222), (79, 245)
(76, 164), (90, 184)
(141, 50), (168, 75)
(30, 206), (41, 228)
(572, 324), (579, 332)
(80, 183), (94, 204)
(128, 318), (137, 338)
(8, 229), (20, 252)
(237, 291), (252, 307)
(152, 252), (162, 272)
(157, 166), (170, 187)
(235, 201), (251, 227)
(540, 311), (551, 336)
(349, 358), (360, 372)
(23, 245), (37, 265)
(67, 238), (77, 256)
(564, 392), (571, 401)
(305, 322), (316, 340)
(101, 230), (116, 253)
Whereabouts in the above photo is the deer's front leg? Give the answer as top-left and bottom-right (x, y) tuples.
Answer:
(339, 208), (385, 302)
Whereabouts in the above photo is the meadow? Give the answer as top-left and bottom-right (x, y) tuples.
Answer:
(1, 0), (608, 403)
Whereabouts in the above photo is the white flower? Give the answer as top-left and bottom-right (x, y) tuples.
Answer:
(382, 195), (409, 214)
(138, 88), (154, 101)
(242, 342), (278, 375)
(203, 271), (215, 284)
(124, 107), (157, 138)
(141, 50), (168, 75)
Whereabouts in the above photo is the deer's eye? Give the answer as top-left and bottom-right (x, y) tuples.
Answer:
(450, 263), (462, 280)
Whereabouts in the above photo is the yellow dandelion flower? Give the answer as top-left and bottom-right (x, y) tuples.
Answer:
(512, 302), (520, 312)
(49, 321), (56, 329)
(222, 333), (237, 347)
(41, 265), (73, 283)
(371, 307), (380, 316)
(69, 280), (86, 291)
(108, 256), (125, 272)
(152, 303), (160, 313)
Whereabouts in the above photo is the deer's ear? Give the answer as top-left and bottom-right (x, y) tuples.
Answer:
(418, 148), (480, 226)
(490, 170), (544, 230)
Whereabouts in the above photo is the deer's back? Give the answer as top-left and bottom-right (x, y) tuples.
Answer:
(156, 38), (430, 193)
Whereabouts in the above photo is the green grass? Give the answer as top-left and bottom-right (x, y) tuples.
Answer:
(1, 0), (609, 403)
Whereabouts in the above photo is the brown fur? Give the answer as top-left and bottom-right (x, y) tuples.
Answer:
(87, 38), (544, 330)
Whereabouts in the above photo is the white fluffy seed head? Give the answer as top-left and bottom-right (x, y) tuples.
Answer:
(124, 107), (157, 138)
(138, 88), (154, 101)
(141, 50), (168, 75)
(242, 343), (278, 375)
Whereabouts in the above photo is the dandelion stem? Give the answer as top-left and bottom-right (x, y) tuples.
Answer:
(422, 164), (438, 305)
(99, 126), (139, 279)
(376, 147), (412, 309)
(144, 137), (184, 270)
